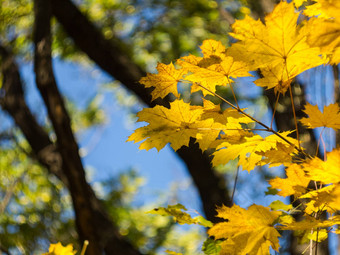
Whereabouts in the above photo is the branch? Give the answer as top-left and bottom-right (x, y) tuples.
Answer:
(0, 44), (67, 183)
(33, 1), (144, 254)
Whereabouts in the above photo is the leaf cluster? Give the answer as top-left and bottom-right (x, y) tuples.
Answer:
(129, 1), (340, 254)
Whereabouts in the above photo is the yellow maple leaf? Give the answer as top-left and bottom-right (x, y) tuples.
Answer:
(127, 100), (227, 151)
(212, 131), (298, 171)
(304, 0), (340, 19)
(139, 62), (186, 101)
(258, 142), (295, 167)
(208, 204), (281, 255)
(303, 148), (340, 184)
(303, 0), (340, 63)
(269, 163), (310, 197)
(301, 184), (340, 214)
(300, 103), (340, 130)
(278, 215), (337, 232)
(43, 243), (76, 255)
(200, 39), (227, 58)
(228, 1), (325, 93)
(200, 99), (253, 125)
(178, 40), (251, 95)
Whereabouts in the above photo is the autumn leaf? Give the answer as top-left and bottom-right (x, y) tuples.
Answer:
(303, 148), (340, 184)
(269, 200), (293, 212)
(278, 214), (340, 232)
(127, 100), (228, 151)
(139, 62), (186, 101)
(301, 184), (340, 214)
(228, 1), (325, 93)
(178, 40), (251, 95)
(43, 243), (76, 255)
(165, 251), (183, 255)
(304, 0), (340, 63)
(269, 163), (310, 197)
(300, 103), (340, 130)
(258, 142), (295, 167)
(200, 39), (227, 58)
(208, 204), (281, 254)
(304, 0), (340, 19)
(200, 99), (253, 126)
(146, 203), (213, 227)
(212, 131), (298, 171)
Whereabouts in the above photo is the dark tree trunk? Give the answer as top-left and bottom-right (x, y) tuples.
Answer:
(50, 0), (232, 223)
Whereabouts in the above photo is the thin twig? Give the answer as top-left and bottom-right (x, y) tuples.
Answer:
(231, 166), (239, 204)
(315, 127), (326, 157)
(271, 93), (280, 129)
(289, 84), (300, 148)
(196, 83), (308, 157)
(228, 79), (239, 109)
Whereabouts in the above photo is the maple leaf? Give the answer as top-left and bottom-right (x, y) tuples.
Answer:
(200, 39), (227, 58)
(208, 204), (281, 255)
(43, 243), (76, 255)
(228, 1), (325, 93)
(301, 184), (340, 214)
(303, 0), (340, 63)
(139, 62), (186, 101)
(200, 99), (253, 125)
(258, 142), (295, 167)
(300, 103), (340, 130)
(178, 40), (251, 95)
(304, 148), (340, 184)
(127, 100), (227, 151)
(278, 214), (340, 232)
(304, 0), (340, 19)
(146, 203), (213, 227)
(269, 163), (310, 197)
(212, 131), (298, 171)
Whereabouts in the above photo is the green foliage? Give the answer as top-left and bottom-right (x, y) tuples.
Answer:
(147, 204), (213, 227)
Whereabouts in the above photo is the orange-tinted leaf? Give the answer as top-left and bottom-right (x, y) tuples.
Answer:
(269, 163), (310, 197)
(300, 103), (340, 130)
(304, 148), (340, 184)
(301, 184), (340, 214)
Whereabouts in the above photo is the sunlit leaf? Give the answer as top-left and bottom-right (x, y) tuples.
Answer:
(208, 204), (281, 254)
(42, 242), (76, 255)
(300, 103), (340, 130)
(139, 62), (186, 101)
(228, 1), (325, 93)
(269, 163), (310, 197)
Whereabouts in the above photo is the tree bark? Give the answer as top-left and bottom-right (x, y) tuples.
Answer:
(1, 4), (143, 255)
(50, 0), (232, 222)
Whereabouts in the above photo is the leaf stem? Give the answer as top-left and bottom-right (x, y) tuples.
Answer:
(197, 83), (308, 157)
(289, 84), (301, 148)
(231, 166), (239, 204)
(271, 93), (280, 129)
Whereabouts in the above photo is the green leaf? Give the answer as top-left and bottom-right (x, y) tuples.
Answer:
(265, 187), (279, 195)
(146, 204), (211, 226)
(194, 215), (213, 228)
(202, 238), (222, 255)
